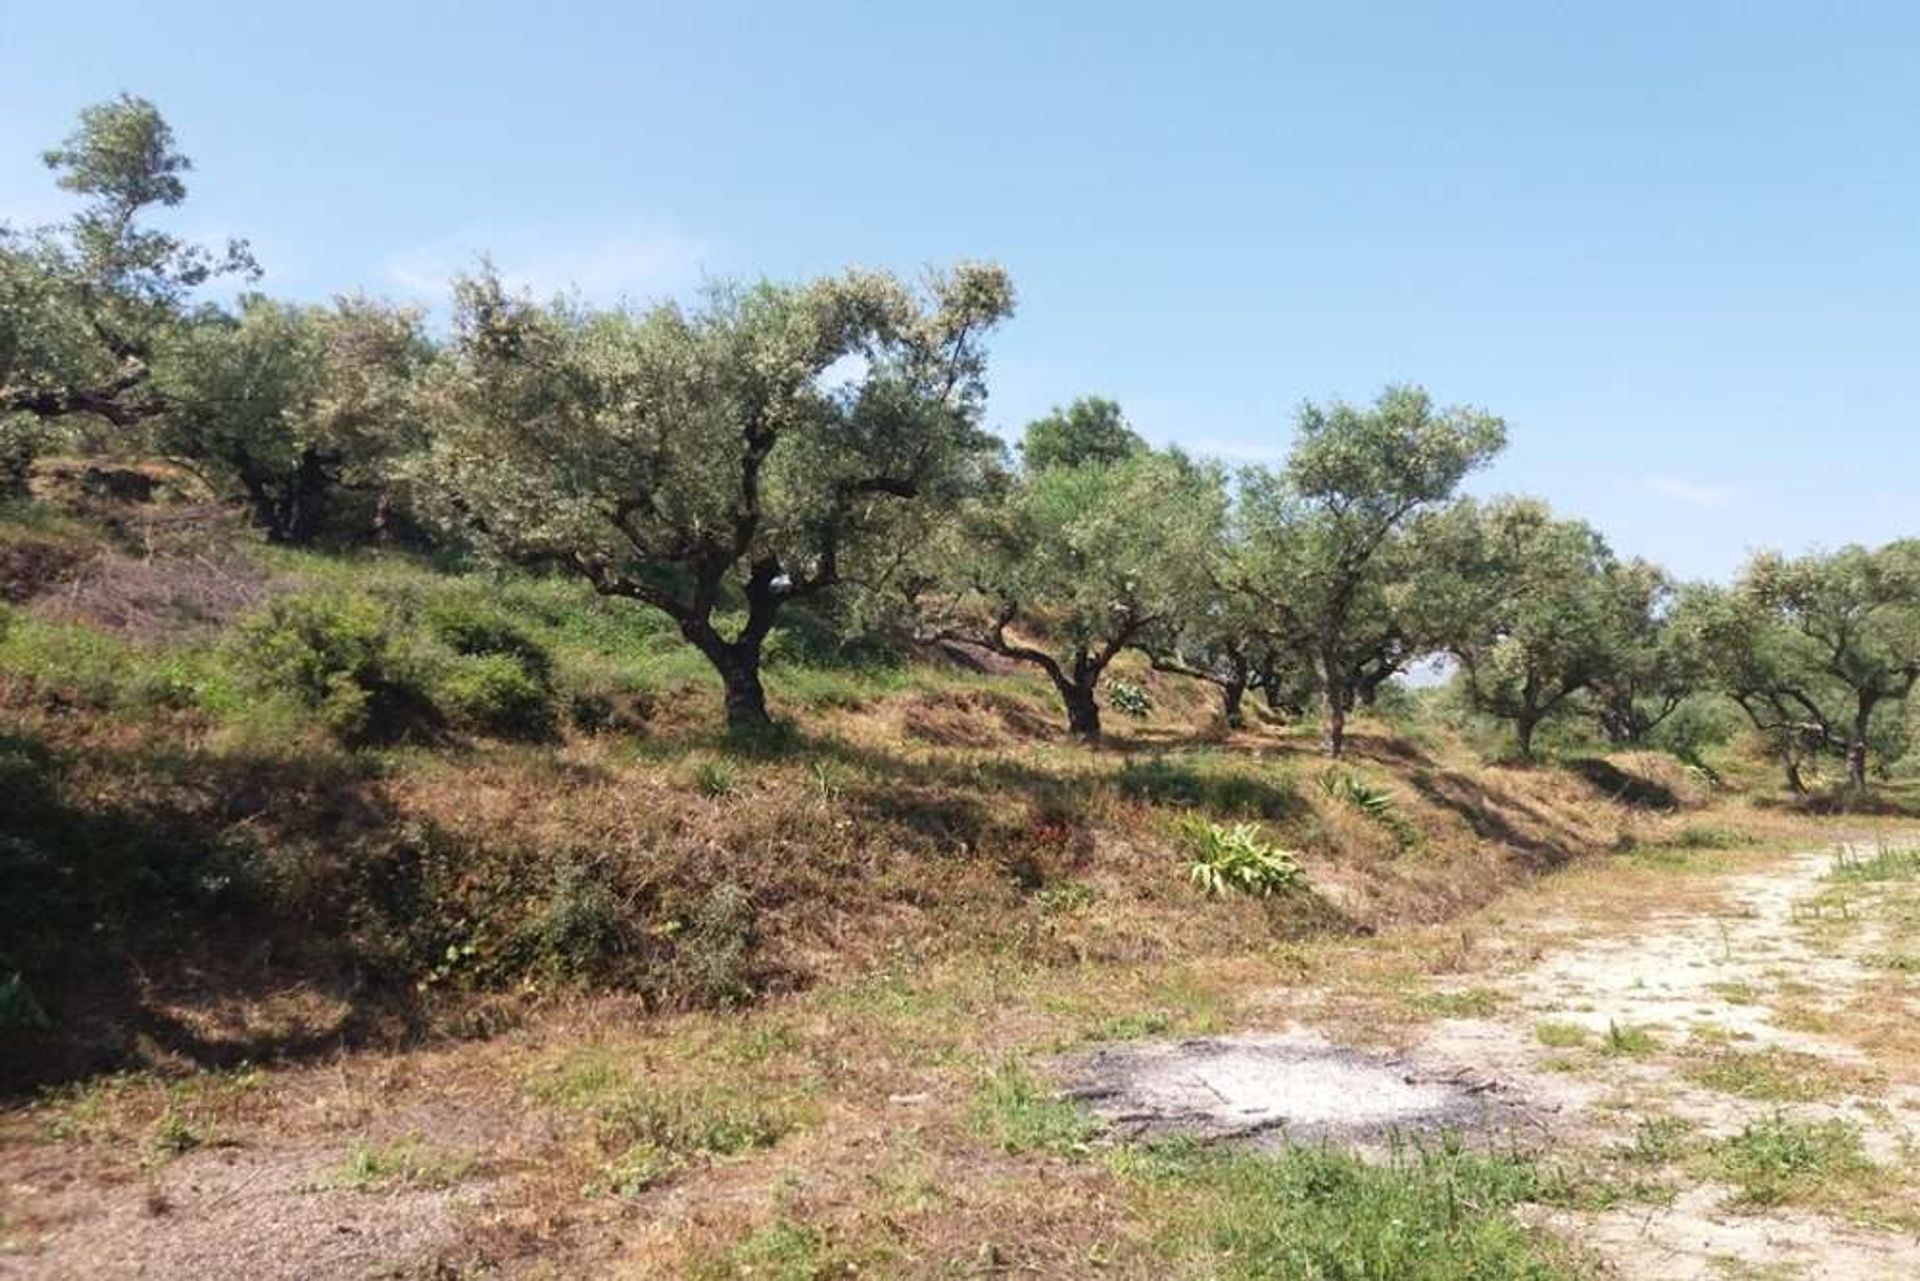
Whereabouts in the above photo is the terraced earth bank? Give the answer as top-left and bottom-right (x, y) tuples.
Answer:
(7, 832), (1920, 1278)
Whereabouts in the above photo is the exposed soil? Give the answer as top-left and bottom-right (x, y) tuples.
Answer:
(1057, 1030), (1543, 1148)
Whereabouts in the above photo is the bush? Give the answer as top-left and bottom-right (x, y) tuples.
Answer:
(232, 591), (440, 744)
(423, 595), (555, 683)
(436, 651), (557, 738)
(232, 589), (561, 743)
(531, 857), (626, 981)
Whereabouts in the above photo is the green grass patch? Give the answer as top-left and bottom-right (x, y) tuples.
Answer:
(1830, 843), (1920, 884)
(1407, 987), (1504, 1018)
(1670, 826), (1748, 850)
(1116, 1137), (1590, 1280)
(1703, 1113), (1874, 1208)
(1612, 1116), (1694, 1167)
(528, 1047), (809, 1191)
(1681, 1048), (1859, 1103)
(322, 1137), (475, 1192)
(969, 1060), (1099, 1158)
(1534, 1020), (1589, 1049)
(1600, 1021), (1660, 1057)
(694, 1218), (849, 1280)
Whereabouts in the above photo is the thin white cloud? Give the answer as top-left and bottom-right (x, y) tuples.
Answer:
(1184, 437), (1294, 463)
(384, 224), (714, 307)
(1644, 474), (1731, 508)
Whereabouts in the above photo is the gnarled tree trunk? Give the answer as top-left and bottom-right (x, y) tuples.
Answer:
(1059, 679), (1102, 738)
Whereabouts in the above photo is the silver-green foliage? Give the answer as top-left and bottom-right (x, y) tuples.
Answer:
(423, 261), (1014, 728)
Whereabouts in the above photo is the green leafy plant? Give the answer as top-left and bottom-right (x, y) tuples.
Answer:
(0, 961), (48, 1030)
(230, 590), (439, 744)
(1319, 768), (1393, 817)
(1178, 818), (1304, 898)
(1320, 768), (1423, 848)
(1105, 677), (1153, 719)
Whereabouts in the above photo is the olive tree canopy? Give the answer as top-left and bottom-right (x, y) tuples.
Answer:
(2, 95), (255, 430)
(1732, 542), (1920, 791)
(156, 295), (430, 544)
(911, 446), (1226, 738)
(425, 262), (1014, 730)
(1237, 385), (1505, 756)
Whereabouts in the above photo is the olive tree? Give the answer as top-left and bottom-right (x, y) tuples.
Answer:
(1669, 583), (1835, 793)
(911, 447), (1225, 738)
(1442, 499), (1654, 760)
(1742, 542), (1920, 792)
(1, 95), (255, 486)
(156, 295), (429, 544)
(1141, 586), (1271, 729)
(1236, 385), (1505, 756)
(1584, 566), (1703, 745)
(425, 262), (1014, 731)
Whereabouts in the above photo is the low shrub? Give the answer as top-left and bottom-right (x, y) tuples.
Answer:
(232, 591), (441, 744)
(231, 588), (560, 743)
(1179, 818), (1305, 898)
(436, 651), (556, 738)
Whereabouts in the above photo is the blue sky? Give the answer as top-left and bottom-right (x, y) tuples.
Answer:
(3, 1), (1915, 580)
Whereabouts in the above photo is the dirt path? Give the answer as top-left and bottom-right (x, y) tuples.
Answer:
(1413, 842), (1920, 1279)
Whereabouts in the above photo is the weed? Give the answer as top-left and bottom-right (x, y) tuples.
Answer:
(1600, 1021), (1659, 1057)
(1534, 1020), (1589, 1048)
(1682, 1048), (1857, 1103)
(148, 1109), (201, 1160)
(1081, 1010), (1176, 1042)
(1178, 818), (1304, 898)
(1116, 1136), (1586, 1280)
(698, 1218), (845, 1280)
(1034, 879), (1097, 914)
(1408, 987), (1503, 1018)
(587, 1142), (683, 1199)
(1319, 768), (1393, 817)
(1614, 1116), (1694, 1166)
(692, 757), (736, 798)
(1320, 768), (1423, 848)
(325, 1137), (474, 1192)
(1831, 843), (1920, 884)
(1706, 1113), (1873, 1208)
(1671, 825), (1747, 850)
(970, 1060), (1099, 1157)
